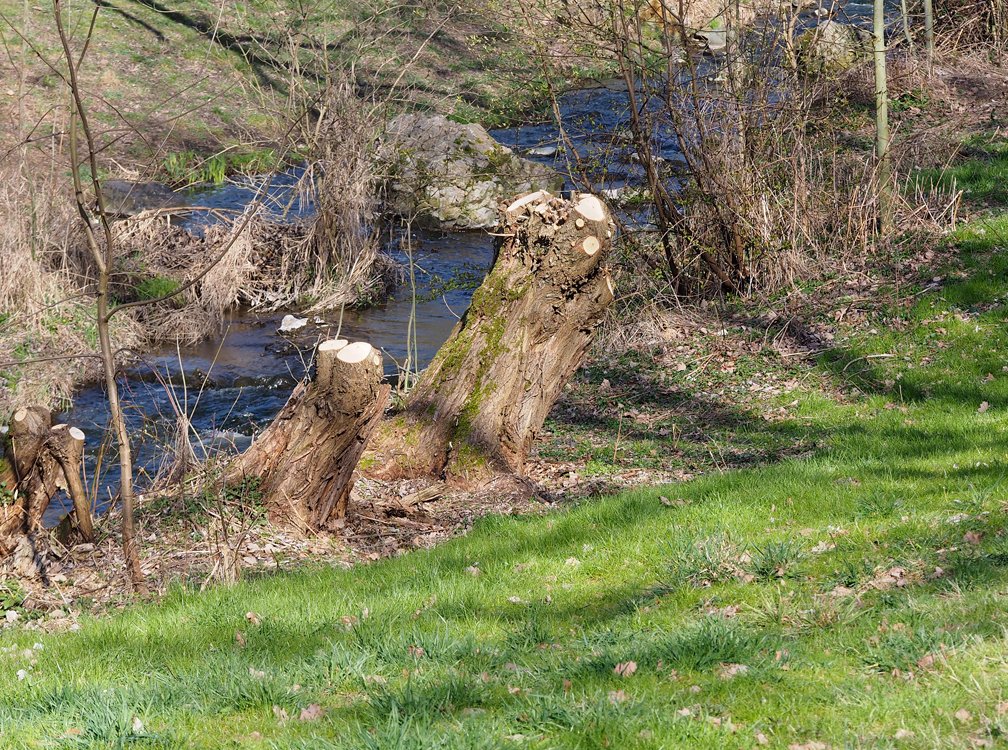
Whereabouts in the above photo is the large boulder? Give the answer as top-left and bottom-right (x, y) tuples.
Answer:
(382, 114), (562, 230)
(797, 20), (873, 74)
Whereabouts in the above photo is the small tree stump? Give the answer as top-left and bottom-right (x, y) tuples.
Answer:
(372, 191), (616, 479)
(48, 425), (94, 542)
(6, 406), (55, 534)
(229, 339), (390, 531)
(2, 410), (95, 557)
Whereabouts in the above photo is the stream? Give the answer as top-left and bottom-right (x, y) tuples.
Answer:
(47, 4), (885, 524)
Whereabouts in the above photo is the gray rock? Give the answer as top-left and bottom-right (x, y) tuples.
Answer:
(694, 28), (728, 54)
(382, 114), (563, 230)
(101, 180), (187, 217)
(797, 20), (873, 74)
(278, 314), (308, 333)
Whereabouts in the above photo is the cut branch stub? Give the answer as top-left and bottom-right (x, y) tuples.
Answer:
(48, 424), (94, 542)
(228, 338), (389, 531)
(373, 191), (616, 479)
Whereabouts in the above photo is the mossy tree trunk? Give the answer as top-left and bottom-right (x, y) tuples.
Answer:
(228, 339), (390, 531)
(372, 191), (616, 480)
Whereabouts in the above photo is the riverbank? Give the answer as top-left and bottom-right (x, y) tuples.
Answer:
(3, 165), (1007, 746)
(2, 126), (1003, 618)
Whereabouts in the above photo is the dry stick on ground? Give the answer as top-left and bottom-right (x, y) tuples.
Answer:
(228, 339), (390, 531)
(370, 191), (616, 480)
(53, 0), (146, 593)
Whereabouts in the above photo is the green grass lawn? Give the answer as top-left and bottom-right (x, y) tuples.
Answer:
(3, 221), (1008, 745)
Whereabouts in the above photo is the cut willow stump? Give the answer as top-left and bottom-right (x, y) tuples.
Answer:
(228, 339), (390, 531)
(48, 424), (94, 542)
(373, 191), (616, 479)
(1, 408), (94, 558)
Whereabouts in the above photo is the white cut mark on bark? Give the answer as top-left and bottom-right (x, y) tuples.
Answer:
(506, 190), (552, 214)
(573, 194), (607, 222)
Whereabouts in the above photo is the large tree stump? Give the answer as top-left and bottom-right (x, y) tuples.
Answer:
(373, 191), (616, 479)
(228, 339), (390, 531)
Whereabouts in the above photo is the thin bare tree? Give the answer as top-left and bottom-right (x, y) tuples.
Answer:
(52, 0), (146, 592)
(874, 0), (894, 235)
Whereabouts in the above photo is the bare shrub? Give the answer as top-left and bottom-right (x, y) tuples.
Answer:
(535, 0), (962, 304)
(935, 0), (1007, 52)
(0, 160), (142, 412)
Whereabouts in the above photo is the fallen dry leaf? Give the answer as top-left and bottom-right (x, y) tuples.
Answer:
(964, 530), (984, 545)
(235, 630), (246, 648)
(299, 703), (324, 722)
(614, 661), (638, 677)
(272, 705), (289, 724)
(955, 708), (972, 723)
(978, 401), (990, 414)
(608, 689), (628, 704)
(718, 663), (749, 679)
(245, 611), (261, 626)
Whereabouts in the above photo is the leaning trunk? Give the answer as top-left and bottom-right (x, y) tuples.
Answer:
(372, 191), (616, 479)
(228, 339), (390, 531)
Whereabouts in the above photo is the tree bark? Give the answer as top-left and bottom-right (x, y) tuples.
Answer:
(372, 191), (616, 480)
(228, 339), (390, 531)
(2, 410), (96, 557)
(874, 0), (894, 235)
(6, 407), (55, 535)
(48, 424), (94, 542)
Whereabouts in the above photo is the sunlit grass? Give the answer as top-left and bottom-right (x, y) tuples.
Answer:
(3, 206), (1008, 746)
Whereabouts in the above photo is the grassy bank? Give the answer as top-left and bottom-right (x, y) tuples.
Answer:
(0, 0), (594, 180)
(2, 189), (1008, 746)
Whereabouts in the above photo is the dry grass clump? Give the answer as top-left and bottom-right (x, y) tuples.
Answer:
(936, 0), (1007, 51)
(113, 75), (396, 341)
(291, 77), (391, 312)
(0, 163), (141, 413)
(110, 207), (396, 347)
